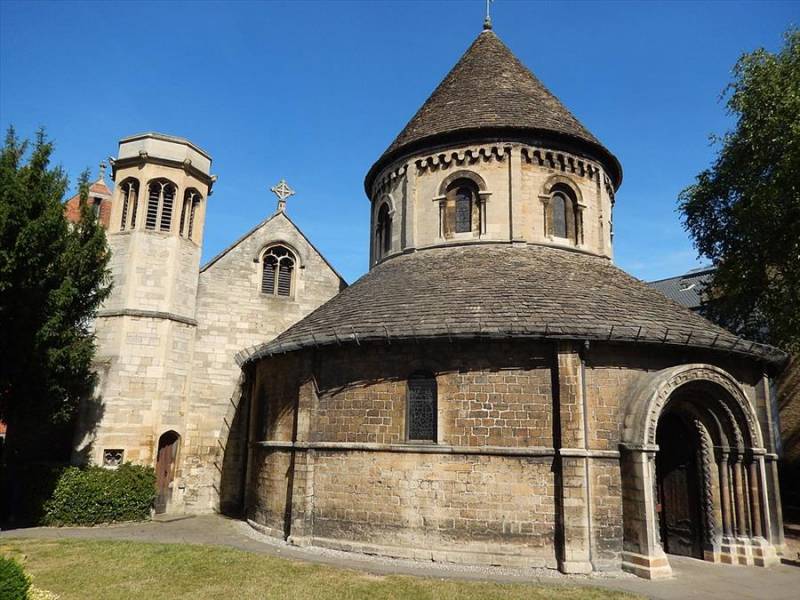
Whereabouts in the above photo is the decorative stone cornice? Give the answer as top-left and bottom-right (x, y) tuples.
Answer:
(521, 146), (602, 185)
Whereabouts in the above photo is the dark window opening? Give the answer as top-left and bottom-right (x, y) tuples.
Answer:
(376, 203), (392, 259)
(455, 187), (473, 233)
(407, 372), (437, 442)
(552, 192), (567, 238)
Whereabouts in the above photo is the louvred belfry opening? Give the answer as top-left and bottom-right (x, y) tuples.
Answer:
(261, 245), (295, 297)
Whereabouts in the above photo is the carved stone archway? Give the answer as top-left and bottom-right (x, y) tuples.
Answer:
(619, 364), (779, 579)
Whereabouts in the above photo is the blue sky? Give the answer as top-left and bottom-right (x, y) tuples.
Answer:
(1, 0), (796, 284)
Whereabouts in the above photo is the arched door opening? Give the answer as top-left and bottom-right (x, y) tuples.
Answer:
(619, 365), (781, 579)
(656, 412), (703, 559)
(155, 430), (180, 514)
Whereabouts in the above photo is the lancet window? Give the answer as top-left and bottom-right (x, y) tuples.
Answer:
(180, 189), (203, 240)
(145, 179), (177, 232)
(119, 178), (139, 231)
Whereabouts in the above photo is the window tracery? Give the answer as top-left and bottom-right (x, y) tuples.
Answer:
(145, 179), (177, 232)
(261, 245), (296, 297)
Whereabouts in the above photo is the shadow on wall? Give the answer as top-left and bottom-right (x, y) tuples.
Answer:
(778, 355), (800, 523)
(0, 366), (106, 528)
(217, 370), (254, 517)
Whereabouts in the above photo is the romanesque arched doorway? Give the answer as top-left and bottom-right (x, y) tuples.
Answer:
(155, 430), (180, 514)
(656, 412), (703, 559)
(620, 364), (781, 579)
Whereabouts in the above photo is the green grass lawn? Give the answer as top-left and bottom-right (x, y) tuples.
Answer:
(1, 538), (641, 600)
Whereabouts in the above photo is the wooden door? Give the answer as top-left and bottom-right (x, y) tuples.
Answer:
(155, 431), (179, 514)
(656, 414), (703, 559)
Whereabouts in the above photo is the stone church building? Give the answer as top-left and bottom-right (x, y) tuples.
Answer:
(71, 133), (345, 514)
(78, 23), (789, 579)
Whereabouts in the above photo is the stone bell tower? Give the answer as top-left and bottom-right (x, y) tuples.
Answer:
(76, 133), (215, 499)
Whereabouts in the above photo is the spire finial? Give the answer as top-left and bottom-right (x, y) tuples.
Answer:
(270, 179), (295, 213)
(98, 161), (107, 182)
(483, 0), (493, 30)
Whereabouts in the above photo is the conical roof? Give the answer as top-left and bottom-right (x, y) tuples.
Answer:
(366, 27), (622, 191)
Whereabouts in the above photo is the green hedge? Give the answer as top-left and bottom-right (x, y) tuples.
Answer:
(42, 463), (156, 525)
(0, 556), (30, 600)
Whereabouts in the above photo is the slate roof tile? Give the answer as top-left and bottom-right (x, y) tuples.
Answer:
(244, 245), (786, 366)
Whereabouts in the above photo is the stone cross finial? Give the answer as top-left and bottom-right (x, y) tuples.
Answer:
(99, 161), (107, 182)
(271, 179), (295, 213)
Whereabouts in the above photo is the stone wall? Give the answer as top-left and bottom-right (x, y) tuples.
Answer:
(368, 142), (614, 267)
(184, 211), (345, 513)
(245, 338), (781, 573)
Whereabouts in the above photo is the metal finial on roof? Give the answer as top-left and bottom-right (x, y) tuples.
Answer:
(270, 179), (295, 213)
(484, 0), (494, 30)
(98, 161), (107, 182)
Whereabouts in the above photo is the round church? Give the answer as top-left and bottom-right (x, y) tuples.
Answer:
(239, 23), (787, 578)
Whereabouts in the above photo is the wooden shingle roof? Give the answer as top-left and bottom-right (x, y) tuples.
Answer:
(240, 245), (785, 367)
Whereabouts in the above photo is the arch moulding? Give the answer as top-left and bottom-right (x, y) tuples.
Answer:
(622, 363), (763, 451)
(253, 240), (306, 268)
(437, 169), (488, 196)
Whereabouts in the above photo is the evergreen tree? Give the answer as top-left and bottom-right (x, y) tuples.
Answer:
(0, 128), (111, 471)
(679, 29), (800, 353)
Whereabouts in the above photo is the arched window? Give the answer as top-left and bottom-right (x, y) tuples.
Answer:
(552, 192), (567, 238)
(455, 187), (473, 233)
(119, 179), (139, 231)
(145, 179), (177, 232)
(444, 178), (480, 237)
(548, 185), (580, 244)
(375, 203), (392, 259)
(407, 372), (437, 442)
(180, 189), (202, 240)
(261, 245), (295, 297)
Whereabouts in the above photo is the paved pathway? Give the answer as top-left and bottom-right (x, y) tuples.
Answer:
(2, 515), (799, 600)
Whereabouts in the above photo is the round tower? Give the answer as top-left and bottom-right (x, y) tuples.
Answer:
(242, 25), (785, 578)
(364, 23), (621, 267)
(78, 133), (215, 514)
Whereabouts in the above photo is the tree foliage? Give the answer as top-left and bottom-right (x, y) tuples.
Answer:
(679, 29), (800, 353)
(680, 30), (800, 351)
(0, 128), (111, 463)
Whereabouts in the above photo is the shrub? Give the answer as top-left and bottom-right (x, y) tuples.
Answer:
(0, 556), (30, 600)
(42, 463), (156, 525)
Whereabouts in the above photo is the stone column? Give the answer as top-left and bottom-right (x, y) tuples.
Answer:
(748, 459), (763, 538)
(403, 163), (415, 251)
(718, 452), (733, 535)
(750, 453), (781, 566)
(731, 454), (753, 565)
(508, 145), (523, 242)
(620, 446), (672, 579)
(554, 342), (592, 574)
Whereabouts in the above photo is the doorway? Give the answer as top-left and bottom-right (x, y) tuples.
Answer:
(656, 413), (703, 558)
(155, 430), (180, 514)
